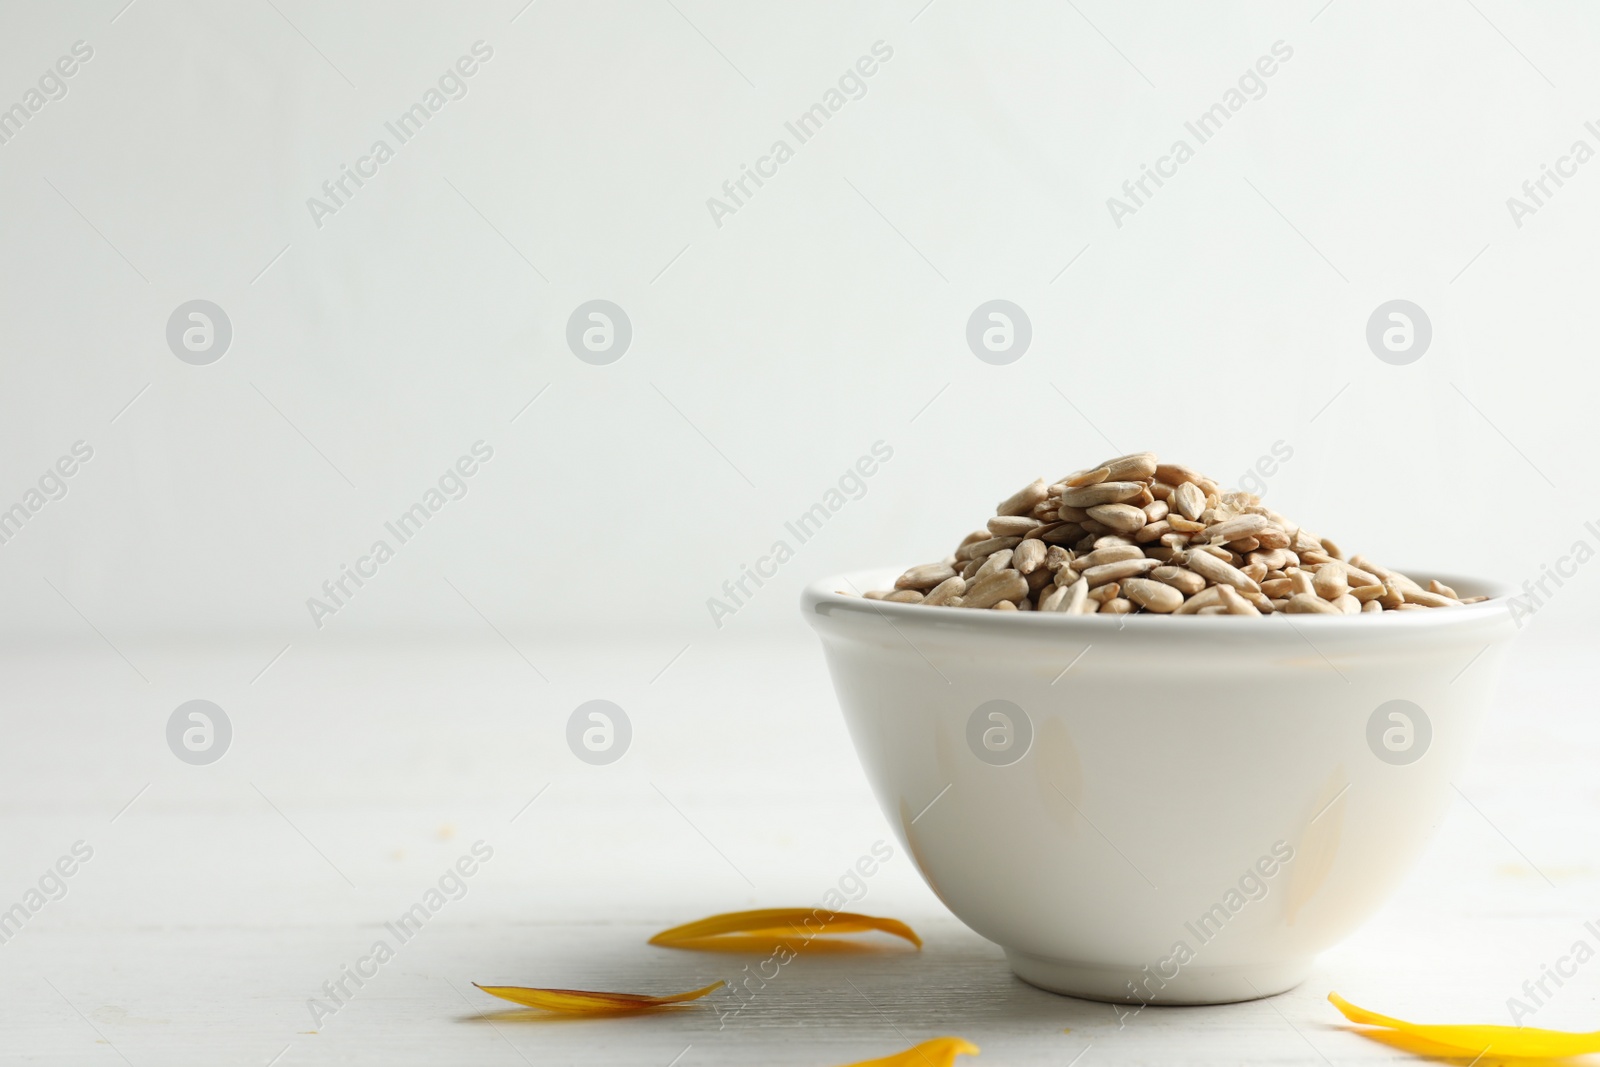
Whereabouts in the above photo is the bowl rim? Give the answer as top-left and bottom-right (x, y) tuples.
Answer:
(802, 566), (1513, 637)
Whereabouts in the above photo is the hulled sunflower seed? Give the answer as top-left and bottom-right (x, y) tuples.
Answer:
(1135, 520), (1172, 544)
(1183, 548), (1262, 594)
(996, 478), (1050, 517)
(1064, 576), (1091, 614)
(1403, 588), (1462, 608)
(956, 535), (1024, 562)
(963, 569), (1029, 609)
(1086, 503), (1148, 534)
(1101, 452), (1158, 481)
(1217, 584), (1261, 615)
(1286, 593), (1341, 614)
(1087, 581), (1121, 603)
(1014, 538), (1047, 575)
(924, 575), (967, 605)
(988, 515), (1044, 537)
(1202, 514), (1273, 544)
(1312, 561), (1349, 601)
(1122, 577), (1183, 613)
(1260, 578), (1294, 599)
(1062, 465), (1111, 487)
(1152, 566), (1207, 595)
(1171, 482), (1206, 521)
(1174, 586), (1225, 614)
(975, 549), (1014, 579)
(896, 562), (957, 590)
(1071, 544), (1145, 571)
(1030, 497), (1063, 521)
(1060, 481), (1146, 507)
(1082, 557), (1160, 586)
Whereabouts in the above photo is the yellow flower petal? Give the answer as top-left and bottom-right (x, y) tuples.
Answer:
(474, 980), (723, 1015)
(839, 1037), (979, 1067)
(1329, 992), (1600, 1058)
(649, 908), (921, 951)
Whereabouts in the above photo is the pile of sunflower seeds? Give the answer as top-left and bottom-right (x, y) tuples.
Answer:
(862, 452), (1486, 615)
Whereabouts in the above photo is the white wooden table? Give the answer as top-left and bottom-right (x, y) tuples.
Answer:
(1, 627), (1594, 1065)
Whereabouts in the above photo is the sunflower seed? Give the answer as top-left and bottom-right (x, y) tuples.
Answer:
(1174, 586), (1225, 614)
(1312, 561), (1349, 601)
(988, 515), (1044, 537)
(1060, 481), (1146, 507)
(975, 549), (1015, 579)
(1123, 577), (1183, 613)
(924, 575), (967, 605)
(1062, 465), (1111, 487)
(1202, 514), (1272, 544)
(1087, 581), (1121, 603)
(1071, 544), (1145, 571)
(1014, 538), (1047, 574)
(1064, 577), (1091, 613)
(1086, 503), (1148, 534)
(996, 478), (1050, 517)
(1152, 566), (1206, 595)
(1170, 482), (1205, 521)
(1038, 584), (1069, 612)
(895, 562), (957, 590)
(1403, 588), (1462, 608)
(1135, 520), (1172, 544)
(1183, 548), (1261, 594)
(956, 535), (1023, 562)
(1082, 557), (1160, 586)
(1030, 497), (1063, 521)
(963, 569), (1029, 609)
(1260, 577), (1294, 599)
(1285, 593), (1341, 614)
(1217, 584), (1261, 615)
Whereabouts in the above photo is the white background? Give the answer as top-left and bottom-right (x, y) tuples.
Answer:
(1, 0), (1595, 647)
(3, 2), (1599, 1064)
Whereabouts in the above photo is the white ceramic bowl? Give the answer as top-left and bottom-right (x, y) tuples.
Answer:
(802, 568), (1516, 1005)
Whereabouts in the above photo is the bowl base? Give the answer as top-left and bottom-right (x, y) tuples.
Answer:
(1005, 949), (1312, 1005)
